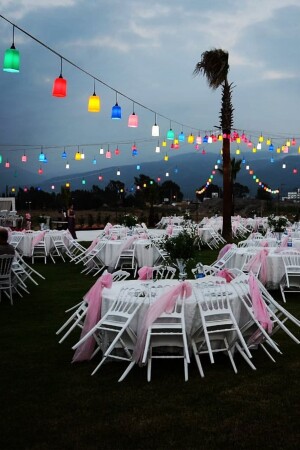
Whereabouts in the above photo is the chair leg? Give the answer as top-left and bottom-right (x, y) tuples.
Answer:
(118, 361), (136, 382)
(191, 340), (205, 378)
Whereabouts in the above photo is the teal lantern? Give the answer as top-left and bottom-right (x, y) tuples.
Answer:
(3, 26), (20, 73)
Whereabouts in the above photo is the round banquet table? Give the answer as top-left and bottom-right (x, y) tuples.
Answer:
(100, 278), (250, 350)
(96, 238), (160, 268)
(10, 230), (71, 257)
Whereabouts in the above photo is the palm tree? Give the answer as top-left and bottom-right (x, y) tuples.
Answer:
(194, 49), (234, 241)
(218, 157), (242, 215)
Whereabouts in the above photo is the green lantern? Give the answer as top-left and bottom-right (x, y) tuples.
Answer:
(3, 27), (20, 73)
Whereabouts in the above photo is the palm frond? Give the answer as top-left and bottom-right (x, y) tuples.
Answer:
(193, 48), (229, 90)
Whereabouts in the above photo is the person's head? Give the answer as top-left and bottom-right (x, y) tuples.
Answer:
(0, 227), (9, 244)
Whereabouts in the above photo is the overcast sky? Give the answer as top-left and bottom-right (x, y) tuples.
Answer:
(0, 0), (299, 187)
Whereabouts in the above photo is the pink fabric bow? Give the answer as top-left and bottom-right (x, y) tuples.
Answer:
(32, 231), (47, 248)
(217, 243), (233, 260)
(249, 273), (273, 333)
(72, 272), (113, 362)
(245, 248), (269, 285)
(138, 266), (154, 280)
(217, 269), (235, 283)
(260, 240), (269, 247)
(133, 281), (192, 364)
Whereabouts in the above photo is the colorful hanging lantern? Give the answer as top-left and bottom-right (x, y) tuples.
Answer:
(61, 149), (67, 159)
(155, 142), (160, 153)
(75, 151), (81, 161)
(116, 169), (121, 176)
(165, 172), (169, 177)
(98, 175), (103, 181)
(81, 178), (86, 185)
(99, 147), (104, 155)
(266, 138), (271, 146)
(52, 58), (67, 97)
(39, 150), (45, 162)
(152, 114), (159, 136)
(164, 154), (169, 161)
(65, 182), (70, 188)
(106, 148), (112, 159)
(136, 164), (141, 170)
(88, 79), (100, 112)
(291, 138), (296, 146)
(51, 185), (55, 190)
(162, 140), (167, 147)
(196, 134), (202, 145)
(258, 134), (264, 143)
(5, 160), (10, 168)
(38, 167), (43, 174)
(92, 156), (97, 165)
(128, 103), (138, 127)
(269, 143), (274, 151)
(293, 168), (298, 174)
(0, 154), (2, 164)
(3, 26), (20, 73)
(66, 162), (70, 169)
(111, 92), (121, 119)
(167, 128), (175, 140)
(21, 153), (27, 162)
(257, 143), (262, 150)
(80, 151), (85, 160)
(188, 133), (195, 144)
(115, 147), (120, 155)
(179, 131), (185, 142)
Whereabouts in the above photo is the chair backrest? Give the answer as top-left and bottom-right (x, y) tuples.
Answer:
(111, 269), (131, 281)
(0, 254), (14, 277)
(107, 287), (144, 319)
(152, 265), (176, 280)
(194, 281), (231, 318)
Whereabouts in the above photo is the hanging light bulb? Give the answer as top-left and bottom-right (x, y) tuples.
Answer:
(128, 102), (138, 127)
(111, 92), (121, 119)
(21, 152), (27, 162)
(115, 146), (120, 155)
(269, 143), (274, 151)
(258, 133), (264, 143)
(164, 154), (169, 161)
(165, 171), (169, 177)
(162, 140), (167, 147)
(51, 185), (55, 190)
(61, 148), (67, 159)
(39, 149), (45, 162)
(92, 156), (97, 165)
(236, 148), (240, 155)
(155, 141), (160, 153)
(136, 164), (140, 170)
(98, 174), (103, 181)
(188, 133), (195, 144)
(152, 113), (159, 137)
(266, 138), (271, 146)
(80, 151), (85, 160)
(5, 160), (10, 168)
(99, 147), (104, 155)
(66, 161), (70, 169)
(81, 178), (86, 185)
(291, 138), (296, 146)
(75, 146), (81, 160)
(0, 154), (2, 164)
(179, 131), (185, 142)
(38, 167), (43, 175)
(3, 26), (20, 73)
(167, 121), (174, 140)
(116, 168), (121, 176)
(52, 57), (67, 97)
(65, 182), (70, 188)
(282, 163), (286, 169)
(196, 134), (202, 144)
(207, 136), (213, 144)
(106, 146), (112, 159)
(88, 79), (101, 112)
(257, 142), (262, 150)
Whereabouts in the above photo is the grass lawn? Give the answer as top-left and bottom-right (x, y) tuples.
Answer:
(0, 248), (299, 450)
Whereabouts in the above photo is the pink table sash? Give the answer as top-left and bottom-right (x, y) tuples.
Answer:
(72, 272), (113, 362)
(249, 273), (273, 334)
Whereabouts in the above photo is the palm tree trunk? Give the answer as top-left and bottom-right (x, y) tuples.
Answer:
(222, 136), (233, 241)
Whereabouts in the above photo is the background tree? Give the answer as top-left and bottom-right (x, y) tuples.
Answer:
(194, 48), (234, 241)
(159, 180), (183, 204)
(195, 183), (221, 202)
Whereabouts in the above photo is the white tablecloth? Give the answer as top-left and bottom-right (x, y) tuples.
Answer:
(11, 230), (71, 256)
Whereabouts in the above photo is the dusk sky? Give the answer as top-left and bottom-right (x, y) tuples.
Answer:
(0, 0), (299, 188)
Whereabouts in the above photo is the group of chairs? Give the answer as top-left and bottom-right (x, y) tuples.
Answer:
(56, 261), (300, 382)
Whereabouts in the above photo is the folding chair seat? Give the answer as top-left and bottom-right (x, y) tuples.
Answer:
(191, 281), (256, 377)
(72, 287), (144, 378)
(279, 252), (300, 302)
(0, 254), (15, 305)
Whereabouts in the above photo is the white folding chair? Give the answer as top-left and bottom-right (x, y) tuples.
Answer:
(81, 241), (107, 276)
(279, 251), (300, 302)
(111, 269), (131, 281)
(72, 287), (144, 378)
(0, 254), (15, 305)
(12, 251), (45, 293)
(140, 286), (190, 382)
(31, 233), (48, 264)
(48, 232), (68, 263)
(8, 233), (24, 254)
(114, 244), (138, 278)
(191, 281), (255, 377)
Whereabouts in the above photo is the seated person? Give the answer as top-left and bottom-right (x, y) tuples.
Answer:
(0, 227), (15, 255)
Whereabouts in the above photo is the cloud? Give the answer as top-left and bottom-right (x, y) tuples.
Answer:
(0, 0), (78, 20)
(261, 70), (298, 80)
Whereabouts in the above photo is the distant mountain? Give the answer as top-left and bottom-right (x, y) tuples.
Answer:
(2, 150), (299, 199)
